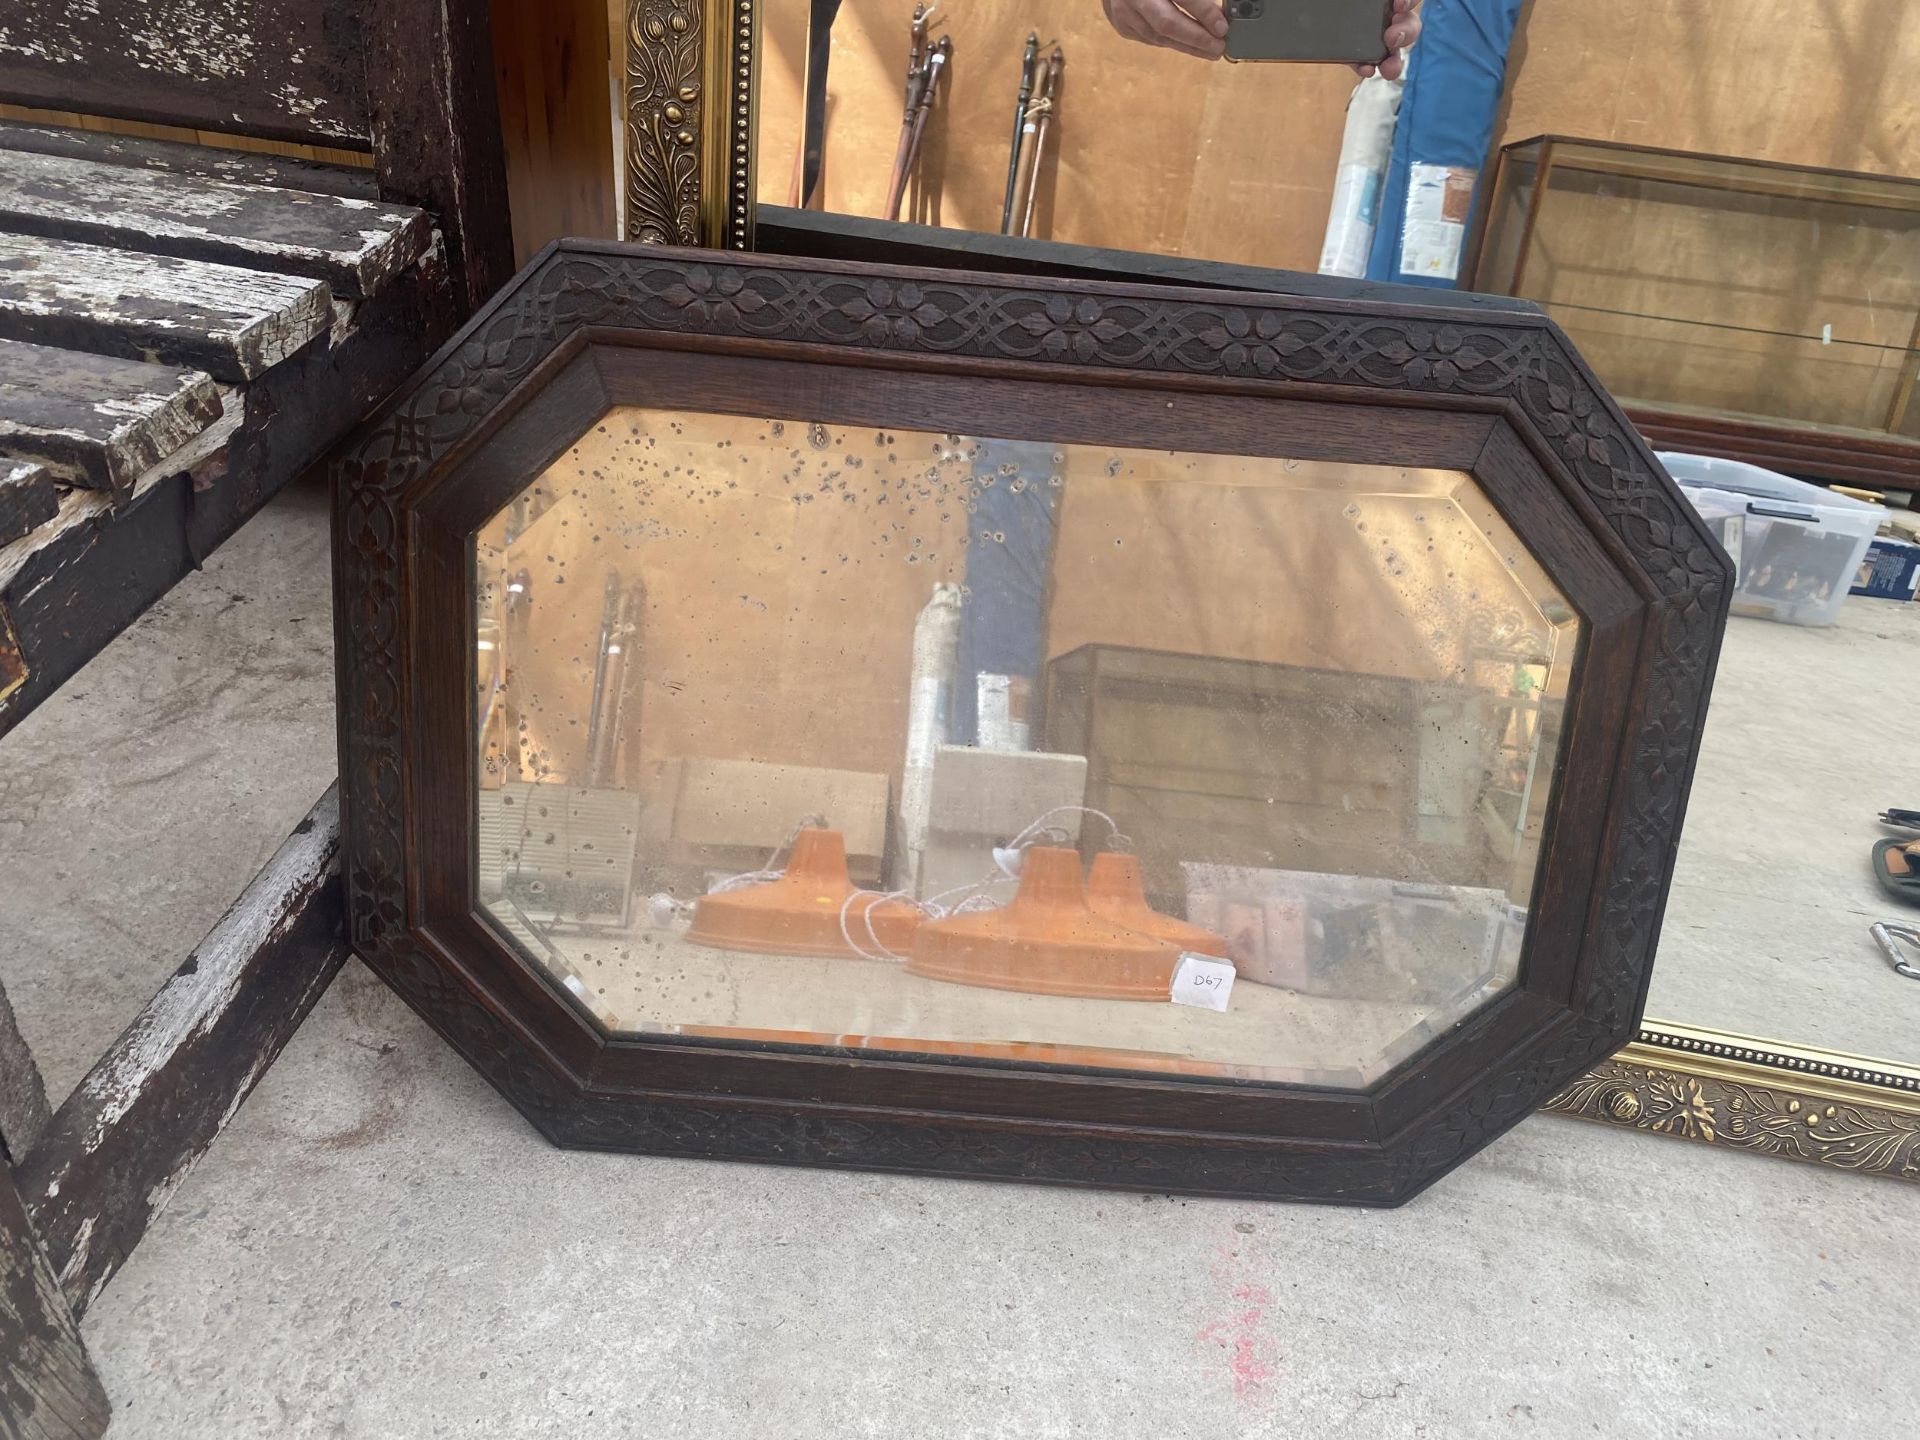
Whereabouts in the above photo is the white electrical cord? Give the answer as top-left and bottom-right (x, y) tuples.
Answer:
(705, 813), (827, 894)
(833, 803), (1131, 963)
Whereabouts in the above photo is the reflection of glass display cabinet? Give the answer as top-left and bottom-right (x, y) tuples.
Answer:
(1470, 136), (1920, 489)
(331, 244), (1728, 1205)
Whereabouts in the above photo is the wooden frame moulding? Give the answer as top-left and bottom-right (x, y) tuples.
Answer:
(329, 238), (1733, 1205)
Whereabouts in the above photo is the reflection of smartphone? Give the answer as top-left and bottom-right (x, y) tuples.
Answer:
(1224, 0), (1394, 64)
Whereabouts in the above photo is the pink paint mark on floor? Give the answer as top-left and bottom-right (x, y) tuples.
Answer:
(1195, 1236), (1281, 1402)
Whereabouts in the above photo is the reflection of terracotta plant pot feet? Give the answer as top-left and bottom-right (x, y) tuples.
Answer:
(689, 827), (923, 958)
(906, 846), (1179, 1000)
(1086, 851), (1230, 958)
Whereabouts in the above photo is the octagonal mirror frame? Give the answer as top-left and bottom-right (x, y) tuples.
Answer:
(330, 240), (1730, 1205)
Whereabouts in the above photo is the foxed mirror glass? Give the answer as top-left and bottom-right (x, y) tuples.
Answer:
(472, 411), (1575, 1088)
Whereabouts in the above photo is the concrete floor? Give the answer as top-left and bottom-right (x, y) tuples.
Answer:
(1644, 600), (1920, 1060)
(3, 477), (1917, 1438)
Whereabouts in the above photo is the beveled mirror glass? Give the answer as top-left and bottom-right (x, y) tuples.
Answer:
(473, 411), (1575, 1087)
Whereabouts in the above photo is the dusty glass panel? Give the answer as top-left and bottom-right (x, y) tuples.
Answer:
(471, 409), (1578, 1087)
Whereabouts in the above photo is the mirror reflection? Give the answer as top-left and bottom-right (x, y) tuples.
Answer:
(756, 0), (1398, 265)
(472, 408), (1577, 1086)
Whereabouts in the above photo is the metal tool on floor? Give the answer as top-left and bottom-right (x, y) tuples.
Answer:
(1870, 921), (1920, 981)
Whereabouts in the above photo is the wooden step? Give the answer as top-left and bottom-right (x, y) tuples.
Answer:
(0, 120), (378, 201)
(0, 148), (428, 300)
(0, 340), (223, 496)
(0, 234), (330, 382)
(0, 461), (58, 548)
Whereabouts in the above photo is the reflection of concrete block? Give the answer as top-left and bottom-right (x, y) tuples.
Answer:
(672, 758), (889, 866)
(927, 745), (1087, 837)
(645, 758), (891, 884)
(916, 746), (1087, 900)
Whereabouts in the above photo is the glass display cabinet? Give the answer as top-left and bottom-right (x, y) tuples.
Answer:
(1469, 136), (1920, 491)
(331, 243), (1729, 1203)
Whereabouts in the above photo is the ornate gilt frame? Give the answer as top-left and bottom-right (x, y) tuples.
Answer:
(1545, 1024), (1920, 1180)
(617, 0), (1920, 1187)
(621, 0), (757, 249)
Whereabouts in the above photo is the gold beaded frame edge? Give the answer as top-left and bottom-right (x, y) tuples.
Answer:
(622, 0), (756, 249)
(1545, 1022), (1920, 1181)
(614, 1), (1919, 1186)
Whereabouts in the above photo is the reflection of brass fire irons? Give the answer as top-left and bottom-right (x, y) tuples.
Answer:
(584, 571), (643, 788)
(1000, 32), (1040, 235)
(1008, 45), (1064, 240)
(885, 8), (949, 222)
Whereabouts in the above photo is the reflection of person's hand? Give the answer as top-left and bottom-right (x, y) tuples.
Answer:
(1359, 0), (1423, 81)
(1099, 0), (1229, 61)
(1098, 0), (1421, 72)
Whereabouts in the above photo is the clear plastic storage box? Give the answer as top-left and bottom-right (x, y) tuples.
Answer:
(1660, 452), (1887, 626)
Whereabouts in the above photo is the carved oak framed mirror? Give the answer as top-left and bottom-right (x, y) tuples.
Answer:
(332, 239), (1726, 1202)
(605, 0), (1920, 1187)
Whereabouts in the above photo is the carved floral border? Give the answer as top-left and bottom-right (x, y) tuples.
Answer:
(1547, 1050), (1920, 1181)
(331, 246), (1730, 1202)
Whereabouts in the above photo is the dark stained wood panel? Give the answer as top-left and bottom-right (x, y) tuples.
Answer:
(0, 341), (222, 494)
(0, 150), (429, 301)
(0, 0), (370, 147)
(0, 120), (377, 200)
(0, 235), (330, 383)
(364, 0), (516, 312)
(0, 1165), (110, 1439)
(0, 460), (58, 547)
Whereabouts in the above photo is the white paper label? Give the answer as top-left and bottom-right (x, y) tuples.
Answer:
(1399, 163), (1477, 280)
(1169, 953), (1237, 1012)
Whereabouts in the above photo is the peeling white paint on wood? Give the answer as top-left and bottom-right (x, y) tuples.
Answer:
(0, 0), (369, 145)
(127, 0), (262, 81)
(0, 121), (378, 201)
(0, 339), (221, 492)
(70, 789), (339, 1151)
(0, 150), (429, 300)
(18, 786), (344, 1315)
(0, 394), (243, 591)
(0, 234), (330, 381)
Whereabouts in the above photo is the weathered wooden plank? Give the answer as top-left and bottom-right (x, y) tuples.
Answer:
(0, 461), (57, 548)
(0, 0), (370, 148)
(17, 787), (347, 1318)
(0, 1165), (110, 1439)
(0, 121), (378, 201)
(0, 249), (457, 739)
(0, 235), (330, 383)
(0, 342), (222, 495)
(0, 403), (243, 598)
(0, 150), (429, 301)
(0, 970), (53, 1163)
(366, 0), (516, 313)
